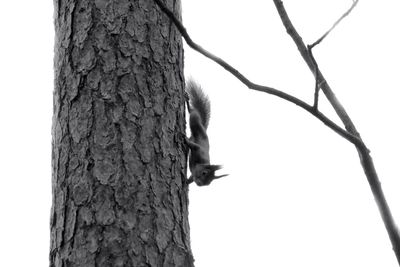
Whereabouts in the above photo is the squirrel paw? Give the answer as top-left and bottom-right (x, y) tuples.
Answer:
(186, 176), (194, 185)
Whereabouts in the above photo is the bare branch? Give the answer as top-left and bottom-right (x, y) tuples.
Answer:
(153, 0), (363, 148)
(307, 45), (321, 110)
(310, 0), (359, 48)
(273, 0), (400, 264)
(273, 0), (360, 137)
(308, 0), (359, 109)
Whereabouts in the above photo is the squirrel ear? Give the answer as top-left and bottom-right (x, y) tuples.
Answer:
(209, 165), (223, 171)
(214, 174), (228, 179)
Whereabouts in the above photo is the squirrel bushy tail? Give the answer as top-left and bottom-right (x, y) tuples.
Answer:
(186, 79), (211, 129)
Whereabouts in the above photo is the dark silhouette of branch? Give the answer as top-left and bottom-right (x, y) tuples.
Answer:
(310, 0), (359, 48)
(154, 0), (400, 264)
(307, 45), (321, 110)
(152, 0), (363, 148)
(272, 0), (400, 264)
(273, 0), (359, 136)
(309, 0), (359, 110)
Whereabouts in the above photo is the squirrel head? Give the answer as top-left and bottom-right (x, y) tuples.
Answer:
(192, 164), (228, 186)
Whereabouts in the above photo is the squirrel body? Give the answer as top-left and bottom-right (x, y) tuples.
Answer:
(185, 80), (227, 186)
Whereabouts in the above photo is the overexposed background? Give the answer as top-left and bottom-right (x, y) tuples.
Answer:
(0, 0), (399, 266)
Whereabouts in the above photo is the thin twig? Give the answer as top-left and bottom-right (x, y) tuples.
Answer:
(273, 0), (360, 136)
(309, 0), (358, 109)
(152, 0), (363, 148)
(307, 45), (320, 110)
(310, 0), (359, 48)
(273, 0), (400, 264)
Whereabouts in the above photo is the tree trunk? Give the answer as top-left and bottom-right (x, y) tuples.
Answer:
(50, 0), (193, 266)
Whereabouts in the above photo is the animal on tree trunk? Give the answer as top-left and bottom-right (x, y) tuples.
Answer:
(185, 80), (228, 186)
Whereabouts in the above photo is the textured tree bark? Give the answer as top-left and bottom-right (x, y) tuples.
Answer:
(50, 0), (193, 266)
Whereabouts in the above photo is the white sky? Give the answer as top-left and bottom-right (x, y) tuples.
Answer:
(0, 1), (399, 266)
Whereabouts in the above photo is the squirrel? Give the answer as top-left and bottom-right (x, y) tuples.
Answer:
(185, 79), (228, 186)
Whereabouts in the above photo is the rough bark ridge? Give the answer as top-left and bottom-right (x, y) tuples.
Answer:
(50, 0), (193, 266)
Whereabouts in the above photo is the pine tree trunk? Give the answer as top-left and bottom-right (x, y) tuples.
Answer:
(50, 0), (193, 266)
